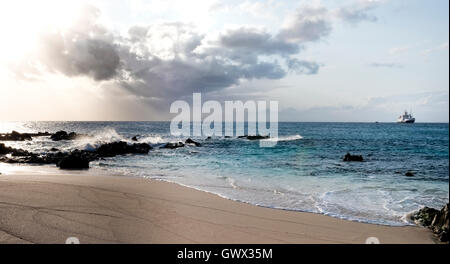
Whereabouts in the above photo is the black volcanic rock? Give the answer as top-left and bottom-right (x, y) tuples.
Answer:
(50, 131), (79, 141)
(237, 135), (270, 140)
(161, 142), (185, 149)
(405, 171), (415, 177)
(246, 135), (269, 140)
(0, 131), (52, 141)
(0, 131), (31, 141)
(131, 135), (139, 141)
(96, 141), (152, 157)
(57, 155), (90, 169)
(0, 143), (30, 156)
(343, 153), (364, 162)
(1, 141), (151, 168)
(0, 143), (12, 155)
(185, 138), (201, 146)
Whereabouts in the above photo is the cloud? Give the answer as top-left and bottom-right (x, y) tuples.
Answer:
(195, 26), (300, 64)
(334, 0), (379, 24)
(12, 5), (121, 81)
(389, 46), (409, 55)
(278, 6), (332, 43)
(369, 62), (403, 68)
(286, 58), (320, 75)
(278, 1), (379, 43)
(10, 4), (322, 105)
(424, 42), (449, 54)
(9, 1), (382, 108)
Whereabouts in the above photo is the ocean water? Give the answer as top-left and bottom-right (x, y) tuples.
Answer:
(0, 121), (448, 226)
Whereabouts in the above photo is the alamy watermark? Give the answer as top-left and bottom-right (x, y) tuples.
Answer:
(170, 93), (278, 147)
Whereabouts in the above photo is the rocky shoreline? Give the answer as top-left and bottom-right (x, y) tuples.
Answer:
(410, 203), (449, 243)
(0, 130), (207, 169)
(0, 141), (153, 169)
(0, 131), (51, 141)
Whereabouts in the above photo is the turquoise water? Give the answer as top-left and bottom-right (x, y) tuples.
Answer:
(1, 122), (448, 225)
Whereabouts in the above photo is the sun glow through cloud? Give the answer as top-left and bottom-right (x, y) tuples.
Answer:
(0, 0), (80, 62)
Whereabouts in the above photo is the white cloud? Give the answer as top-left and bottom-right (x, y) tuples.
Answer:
(424, 42), (449, 54)
(389, 46), (409, 55)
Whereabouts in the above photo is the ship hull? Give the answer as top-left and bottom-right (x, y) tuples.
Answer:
(398, 119), (415, 123)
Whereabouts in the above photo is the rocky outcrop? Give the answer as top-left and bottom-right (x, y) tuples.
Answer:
(411, 207), (439, 226)
(161, 142), (185, 149)
(57, 155), (90, 169)
(411, 203), (449, 243)
(0, 131), (51, 141)
(96, 141), (152, 157)
(0, 143), (31, 156)
(237, 135), (270, 140)
(185, 138), (201, 146)
(1, 141), (152, 170)
(405, 171), (415, 177)
(50, 131), (79, 141)
(343, 153), (364, 162)
(246, 135), (269, 140)
(131, 135), (139, 141)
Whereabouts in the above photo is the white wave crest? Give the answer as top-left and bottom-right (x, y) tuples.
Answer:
(74, 128), (125, 150)
(139, 135), (165, 144)
(262, 134), (303, 142)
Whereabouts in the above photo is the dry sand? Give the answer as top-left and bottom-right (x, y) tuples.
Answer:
(0, 166), (435, 244)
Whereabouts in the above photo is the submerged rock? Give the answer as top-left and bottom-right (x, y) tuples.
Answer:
(185, 138), (201, 146)
(411, 204), (449, 243)
(246, 135), (269, 140)
(237, 135), (270, 140)
(343, 153), (364, 162)
(161, 142), (185, 149)
(405, 171), (415, 177)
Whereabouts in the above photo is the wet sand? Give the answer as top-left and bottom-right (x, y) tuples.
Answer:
(0, 167), (435, 244)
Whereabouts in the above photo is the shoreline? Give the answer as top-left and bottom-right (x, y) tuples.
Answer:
(0, 165), (436, 244)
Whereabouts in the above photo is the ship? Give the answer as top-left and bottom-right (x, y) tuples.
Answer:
(397, 110), (415, 123)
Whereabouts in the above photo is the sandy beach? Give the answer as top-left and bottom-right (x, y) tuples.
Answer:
(0, 166), (435, 244)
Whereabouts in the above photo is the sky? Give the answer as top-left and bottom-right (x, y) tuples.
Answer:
(0, 0), (448, 122)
